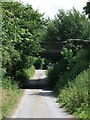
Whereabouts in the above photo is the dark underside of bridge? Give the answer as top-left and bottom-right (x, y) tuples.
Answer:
(39, 42), (66, 61)
(42, 40), (90, 60)
(34, 40), (90, 61)
(39, 50), (61, 60)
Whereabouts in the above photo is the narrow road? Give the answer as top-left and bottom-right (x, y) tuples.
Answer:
(10, 70), (73, 118)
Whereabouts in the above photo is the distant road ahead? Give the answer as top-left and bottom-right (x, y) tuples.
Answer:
(10, 70), (74, 118)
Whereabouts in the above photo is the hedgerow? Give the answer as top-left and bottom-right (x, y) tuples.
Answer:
(1, 1), (45, 118)
(57, 67), (90, 118)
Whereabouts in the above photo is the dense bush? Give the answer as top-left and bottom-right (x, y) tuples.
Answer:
(55, 48), (90, 92)
(47, 62), (66, 88)
(57, 67), (90, 118)
(34, 57), (44, 69)
(16, 65), (35, 84)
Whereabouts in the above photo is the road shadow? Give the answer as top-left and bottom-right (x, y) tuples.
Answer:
(28, 89), (54, 98)
(20, 77), (51, 89)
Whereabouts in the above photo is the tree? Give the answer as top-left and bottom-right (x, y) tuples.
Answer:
(2, 2), (45, 80)
(84, 1), (90, 19)
(42, 8), (90, 43)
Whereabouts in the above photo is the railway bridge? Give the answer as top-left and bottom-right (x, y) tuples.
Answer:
(39, 39), (90, 60)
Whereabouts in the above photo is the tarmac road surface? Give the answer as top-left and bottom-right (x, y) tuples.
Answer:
(10, 70), (74, 118)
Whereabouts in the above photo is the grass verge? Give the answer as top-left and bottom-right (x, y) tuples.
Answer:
(2, 78), (23, 119)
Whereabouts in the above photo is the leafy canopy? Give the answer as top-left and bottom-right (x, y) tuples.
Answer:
(42, 8), (90, 43)
(2, 2), (45, 80)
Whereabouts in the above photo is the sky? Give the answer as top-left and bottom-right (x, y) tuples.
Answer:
(18, 0), (87, 19)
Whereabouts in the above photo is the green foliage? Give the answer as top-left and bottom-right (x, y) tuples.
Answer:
(47, 42), (90, 118)
(43, 58), (53, 69)
(1, 2), (90, 119)
(47, 62), (66, 88)
(84, 1), (90, 19)
(61, 47), (73, 63)
(42, 8), (90, 43)
(23, 65), (35, 79)
(69, 48), (89, 73)
(57, 67), (90, 118)
(1, 2), (43, 118)
(2, 2), (45, 82)
(2, 77), (22, 118)
(47, 41), (81, 89)
(2, 77), (18, 89)
(34, 56), (44, 69)
(16, 65), (35, 85)
(55, 48), (90, 93)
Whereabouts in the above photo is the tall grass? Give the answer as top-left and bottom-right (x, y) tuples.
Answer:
(2, 77), (23, 119)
